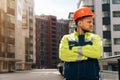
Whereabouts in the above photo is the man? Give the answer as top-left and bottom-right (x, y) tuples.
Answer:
(59, 7), (103, 80)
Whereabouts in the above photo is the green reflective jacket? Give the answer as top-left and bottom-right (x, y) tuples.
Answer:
(59, 31), (103, 62)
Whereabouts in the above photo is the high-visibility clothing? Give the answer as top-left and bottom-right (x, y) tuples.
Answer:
(59, 31), (103, 62)
(59, 31), (102, 79)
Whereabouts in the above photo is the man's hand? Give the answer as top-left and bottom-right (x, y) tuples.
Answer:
(78, 35), (93, 46)
(68, 41), (79, 50)
(68, 35), (93, 50)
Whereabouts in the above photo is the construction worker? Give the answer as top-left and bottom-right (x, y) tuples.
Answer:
(59, 7), (103, 80)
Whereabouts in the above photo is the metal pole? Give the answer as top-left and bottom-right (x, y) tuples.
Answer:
(118, 59), (120, 80)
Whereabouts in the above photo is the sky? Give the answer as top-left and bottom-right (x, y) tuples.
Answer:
(34, 0), (79, 19)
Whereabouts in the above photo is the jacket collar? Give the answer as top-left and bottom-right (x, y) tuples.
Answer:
(74, 30), (90, 36)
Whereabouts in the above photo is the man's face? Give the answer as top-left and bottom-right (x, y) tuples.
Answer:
(78, 17), (94, 32)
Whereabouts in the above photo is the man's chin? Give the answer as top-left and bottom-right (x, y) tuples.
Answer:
(85, 30), (92, 33)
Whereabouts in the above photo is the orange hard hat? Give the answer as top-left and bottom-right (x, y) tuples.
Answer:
(73, 7), (95, 21)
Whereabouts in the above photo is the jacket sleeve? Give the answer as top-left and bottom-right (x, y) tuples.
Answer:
(59, 35), (87, 62)
(81, 35), (103, 59)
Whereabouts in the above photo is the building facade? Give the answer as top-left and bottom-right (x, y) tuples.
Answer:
(0, 0), (35, 72)
(0, 0), (16, 72)
(35, 15), (48, 68)
(68, 12), (76, 33)
(78, 0), (120, 71)
(15, 0), (36, 70)
(35, 15), (69, 68)
(57, 19), (69, 41)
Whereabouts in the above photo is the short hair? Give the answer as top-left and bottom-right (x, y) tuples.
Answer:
(75, 15), (93, 26)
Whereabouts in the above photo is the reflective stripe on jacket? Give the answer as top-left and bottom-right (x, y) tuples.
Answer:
(59, 31), (103, 62)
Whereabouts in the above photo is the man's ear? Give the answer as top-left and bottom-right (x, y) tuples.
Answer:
(78, 21), (82, 25)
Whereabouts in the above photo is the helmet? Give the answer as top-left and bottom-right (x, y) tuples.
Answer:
(73, 7), (95, 21)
